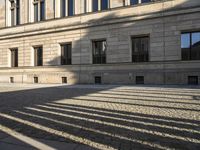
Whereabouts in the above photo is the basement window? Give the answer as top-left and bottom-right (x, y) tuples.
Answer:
(136, 76), (144, 84)
(188, 76), (198, 85)
(10, 77), (14, 83)
(95, 76), (102, 84)
(34, 77), (39, 83)
(62, 77), (67, 84)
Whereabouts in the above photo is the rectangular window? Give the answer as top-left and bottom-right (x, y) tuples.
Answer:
(34, 77), (39, 83)
(132, 36), (149, 62)
(34, 3), (39, 22)
(95, 76), (102, 84)
(40, 0), (45, 20)
(101, 0), (108, 10)
(93, 40), (106, 64)
(188, 76), (198, 85)
(62, 77), (67, 84)
(33, 0), (45, 22)
(136, 76), (144, 84)
(34, 46), (43, 66)
(10, 77), (14, 83)
(10, 0), (19, 26)
(16, 0), (20, 25)
(130, 0), (138, 5)
(181, 32), (200, 60)
(141, 0), (151, 3)
(10, 48), (18, 67)
(92, 0), (98, 12)
(68, 0), (74, 16)
(61, 43), (72, 65)
(60, 0), (66, 17)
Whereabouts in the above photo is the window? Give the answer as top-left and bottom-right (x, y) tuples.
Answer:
(10, 77), (14, 83)
(34, 77), (39, 83)
(34, 3), (39, 22)
(132, 36), (149, 62)
(68, 0), (74, 16)
(136, 76), (144, 84)
(130, 0), (151, 5)
(16, 0), (20, 25)
(92, 40), (106, 64)
(130, 0), (138, 5)
(60, 0), (66, 17)
(62, 77), (67, 84)
(10, 48), (18, 67)
(101, 0), (109, 10)
(141, 0), (151, 3)
(181, 32), (200, 60)
(10, 0), (20, 26)
(92, 0), (98, 12)
(40, 0), (45, 20)
(188, 76), (198, 85)
(95, 76), (102, 84)
(92, 0), (109, 11)
(33, 0), (45, 22)
(34, 46), (43, 66)
(61, 43), (72, 65)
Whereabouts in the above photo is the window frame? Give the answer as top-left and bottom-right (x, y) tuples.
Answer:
(33, 0), (45, 22)
(131, 35), (150, 63)
(10, 48), (18, 68)
(181, 31), (200, 61)
(60, 43), (72, 65)
(92, 39), (107, 64)
(9, 0), (20, 26)
(34, 46), (43, 66)
(68, 0), (75, 16)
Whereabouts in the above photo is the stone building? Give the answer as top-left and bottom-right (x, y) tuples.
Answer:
(0, 0), (199, 85)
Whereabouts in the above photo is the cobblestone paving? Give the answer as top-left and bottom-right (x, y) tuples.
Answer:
(0, 84), (200, 150)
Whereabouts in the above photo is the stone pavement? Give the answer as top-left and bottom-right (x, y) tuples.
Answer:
(0, 83), (200, 150)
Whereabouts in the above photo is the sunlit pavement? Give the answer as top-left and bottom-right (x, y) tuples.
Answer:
(0, 84), (200, 150)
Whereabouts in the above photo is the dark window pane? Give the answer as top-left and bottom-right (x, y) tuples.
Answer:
(61, 43), (72, 65)
(34, 47), (43, 66)
(95, 76), (102, 84)
(101, 0), (108, 10)
(40, 1), (45, 20)
(136, 76), (144, 84)
(11, 49), (18, 67)
(34, 77), (38, 83)
(34, 3), (38, 22)
(68, 0), (74, 16)
(93, 40), (106, 64)
(141, 0), (151, 3)
(130, 0), (138, 5)
(62, 77), (67, 83)
(93, 0), (98, 12)
(132, 36), (149, 62)
(188, 76), (198, 85)
(191, 32), (200, 60)
(16, 0), (20, 25)
(61, 0), (66, 17)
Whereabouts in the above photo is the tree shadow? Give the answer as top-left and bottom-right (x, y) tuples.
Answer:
(0, 84), (200, 150)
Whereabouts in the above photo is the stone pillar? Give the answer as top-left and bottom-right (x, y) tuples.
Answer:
(0, 0), (5, 28)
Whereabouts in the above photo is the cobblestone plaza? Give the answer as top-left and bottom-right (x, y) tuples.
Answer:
(0, 84), (200, 149)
